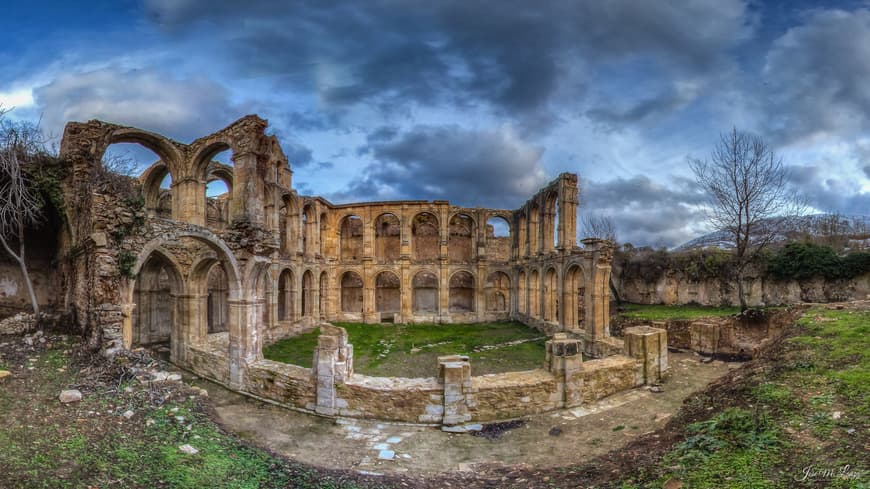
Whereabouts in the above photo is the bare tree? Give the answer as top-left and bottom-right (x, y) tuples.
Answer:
(0, 110), (49, 317)
(581, 214), (617, 242)
(689, 127), (804, 311)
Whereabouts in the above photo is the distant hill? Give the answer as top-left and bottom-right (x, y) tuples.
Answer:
(675, 214), (870, 251)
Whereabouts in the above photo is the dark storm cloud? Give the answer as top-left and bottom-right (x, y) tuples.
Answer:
(762, 9), (870, 143)
(864, 165), (870, 179)
(580, 176), (706, 247)
(143, 0), (749, 127)
(282, 141), (314, 168)
(330, 124), (547, 208)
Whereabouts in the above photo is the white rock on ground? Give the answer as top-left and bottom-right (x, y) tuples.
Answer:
(59, 389), (82, 403)
(178, 444), (199, 455)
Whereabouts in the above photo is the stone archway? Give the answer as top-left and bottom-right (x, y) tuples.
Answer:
(412, 271), (439, 314)
(563, 264), (585, 330)
(132, 250), (183, 348)
(449, 271), (475, 312)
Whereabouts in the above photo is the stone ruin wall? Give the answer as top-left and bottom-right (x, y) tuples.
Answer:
(41, 114), (674, 425)
(614, 263), (870, 307)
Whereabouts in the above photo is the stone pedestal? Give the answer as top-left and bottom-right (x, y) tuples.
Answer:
(438, 355), (473, 426)
(546, 333), (584, 407)
(624, 326), (668, 385)
(690, 321), (720, 355)
(311, 325), (354, 415)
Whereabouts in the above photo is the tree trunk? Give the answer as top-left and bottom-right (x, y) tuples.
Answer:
(0, 231), (40, 318)
(736, 267), (747, 312)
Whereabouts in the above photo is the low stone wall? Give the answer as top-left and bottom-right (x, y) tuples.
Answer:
(611, 307), (804, 359)
(471, 370), (559, 420)
(180, 324), (669, 425)
(246, 360), (315, 410)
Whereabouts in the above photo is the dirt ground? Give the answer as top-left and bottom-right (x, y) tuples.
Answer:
(195, 352), (736, 477)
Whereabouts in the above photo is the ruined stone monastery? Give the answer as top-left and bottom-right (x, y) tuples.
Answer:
(54, 115), (667, 425)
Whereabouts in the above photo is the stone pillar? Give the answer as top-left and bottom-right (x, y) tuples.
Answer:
(438, 355), (473, 426)
(120, 303), (136, 349)
(230, 151), (265, 225)
(624, 326), (668, 385)
(173, 293), (208, 365)
(558, 173), (578, 250)
(546, 333), (583, 407)
(690, 321), (720, 355)
(311, 325), (353, 415)
(172, 178), (206, 226)
(227, 299), (261, 388)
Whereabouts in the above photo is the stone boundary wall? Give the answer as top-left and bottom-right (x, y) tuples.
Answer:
(180, 325), (668, 425)
(615, 270), (870, 307)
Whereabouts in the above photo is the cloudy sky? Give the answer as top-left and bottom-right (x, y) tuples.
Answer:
(2, 0), (869, 247)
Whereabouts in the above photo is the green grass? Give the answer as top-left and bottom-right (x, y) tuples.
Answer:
(619, 306), (869, 488)
(263, 321), (547, 377)
(619, 303), (741, 321)
(0, 339), (380, 489)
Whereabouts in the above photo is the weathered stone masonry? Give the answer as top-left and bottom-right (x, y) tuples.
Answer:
(56, 115), (667, 424)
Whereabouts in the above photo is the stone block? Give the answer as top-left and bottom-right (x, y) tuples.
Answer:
(690, 321), (720, 355)
(624, 326), (668, 384)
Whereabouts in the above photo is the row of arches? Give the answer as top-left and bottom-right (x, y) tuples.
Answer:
(517, 191), (560, 258)
(269, 269), (512, 320)
(302, 210), (512, 263)
(517, 264), (586, 328)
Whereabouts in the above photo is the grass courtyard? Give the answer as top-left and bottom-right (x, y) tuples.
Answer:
(618, 303), (741, 321)
(263, 321), (547, 377)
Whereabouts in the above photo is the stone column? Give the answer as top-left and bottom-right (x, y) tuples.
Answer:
(227, 299), (261, 388)
(311, 326), (353, 415)
(546, 333), (583, 407)
(558, 173), (578, 250)
(438, 355), (473, 426)
(624, 326), (668, 385)
(172, 178), (206, 226)
(230, 151), (265, 225)
(120, 303), (136, 349)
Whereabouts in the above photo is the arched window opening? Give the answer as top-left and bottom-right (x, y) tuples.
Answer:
(302, 206), (316, 257)
(545, 192), (558, 251)
(518, 270), (527, 314)
(375, 213), (401, 263)
(485, 271), (510, 312)
(412, 271), (439, 313)
(412, 212), (439, 262)
(486, 216), (511, 262)
(375, 271), (401, 314)
(448, 213), (474, 262)
(544, 268), (558, 322)
(340, 271), (364, 313)
(340, 215), (364, 261)
(449, 271), (474, 312)
(132, 253), (179, 347)
(277, 269), (296, 321)
(529, 203), (540, 255)
(301, 270), (314, 317)
(518, 214), (527, 257)
(529, 269), (540, 317)
(320, 213), (328, 257)
(207, 263), (230, 334)
(319, 272), (328, 318)
(563, 265), (585, 330)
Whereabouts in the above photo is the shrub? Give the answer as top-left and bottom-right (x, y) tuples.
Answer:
(767, 242), (870, 280)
